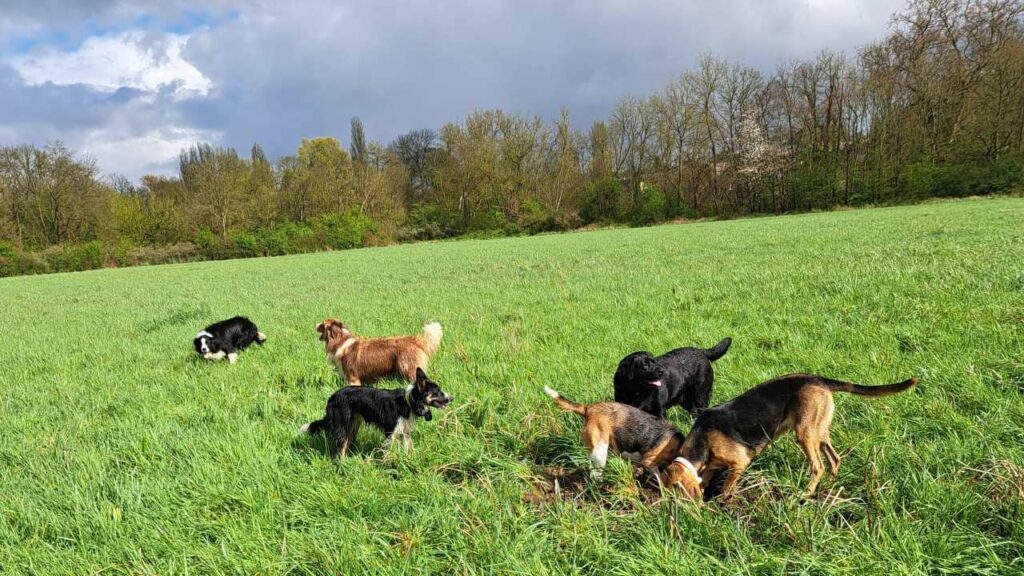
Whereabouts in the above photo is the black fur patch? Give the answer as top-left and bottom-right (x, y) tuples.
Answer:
(609, 404), (686, 456)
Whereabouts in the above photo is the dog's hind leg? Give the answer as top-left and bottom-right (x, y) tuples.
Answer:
(822, 441), (841, 478)
(820, 402), (840, 477)
(794, 416), (827, 496)
(589, 442), (609, 479)
(797, 434), (826, 497)
(792, 387), (834, 496)
(400, 351), (429, 383)
(585, 429), (610, 480)
(344, 371), (362, 387)
(342, 416), (362, 455)
(329, 405), (354, 457)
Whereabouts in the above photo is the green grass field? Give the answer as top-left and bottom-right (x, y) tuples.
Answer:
(1, 197), (1022, 575)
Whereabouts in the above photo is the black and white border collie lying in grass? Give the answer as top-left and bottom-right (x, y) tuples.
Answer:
(299, 368), (452, 455)
(193, 316), (266, 364)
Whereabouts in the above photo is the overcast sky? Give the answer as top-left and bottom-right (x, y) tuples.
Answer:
(0, 0), (905, 181)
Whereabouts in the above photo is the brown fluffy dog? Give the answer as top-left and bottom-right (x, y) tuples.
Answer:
(316, 319), (443, 386)
(663, 373), (917, 502)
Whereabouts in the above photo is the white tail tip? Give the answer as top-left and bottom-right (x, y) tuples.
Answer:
(543, 386), (559, 399)
(298, 423), (310, 434)
(423, 321), (442, 336)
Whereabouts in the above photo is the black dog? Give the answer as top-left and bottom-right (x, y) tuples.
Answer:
(193, 316), (266, 364)
(613, 337), (732, 418)
(299, 368), (452, 455)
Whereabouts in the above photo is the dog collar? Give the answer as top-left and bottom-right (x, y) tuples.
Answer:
(196, 331), (213, 339)
(673, 457), (702, 484)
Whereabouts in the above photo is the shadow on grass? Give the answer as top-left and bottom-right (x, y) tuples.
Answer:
(290, 424), (398, 462)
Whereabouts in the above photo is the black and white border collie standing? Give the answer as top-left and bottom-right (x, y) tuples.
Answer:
(299, 368), (452, 455)
(193, 316), (266, 364)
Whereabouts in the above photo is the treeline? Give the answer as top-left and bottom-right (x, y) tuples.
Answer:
(2, 0), (1023, 277)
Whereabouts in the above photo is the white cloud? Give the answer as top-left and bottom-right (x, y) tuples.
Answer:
(79, 124), (221, 178)
(10, 30), (211, 98)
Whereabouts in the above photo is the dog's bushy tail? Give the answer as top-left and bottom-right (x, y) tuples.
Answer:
(543, 386), (586, 416)
(819, 376), (918, 397)
(704, 337), (732, 361)
(298, 418), (327, 435)
(419, 322), (443, 356)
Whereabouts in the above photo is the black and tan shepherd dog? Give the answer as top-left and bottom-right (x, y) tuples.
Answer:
(663, 373), (917, 502)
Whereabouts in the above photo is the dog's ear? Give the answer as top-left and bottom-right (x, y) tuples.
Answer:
(414, 367), (428, 389)
(620, 355), (643, 381)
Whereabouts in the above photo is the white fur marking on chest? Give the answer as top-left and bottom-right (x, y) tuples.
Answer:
(395, 417), (414, 436)
(333, 338), (356, 361)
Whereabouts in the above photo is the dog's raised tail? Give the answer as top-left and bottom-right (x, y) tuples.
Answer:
(298, 418), (327, 435)
(543, 386), (586, 416)
(820, 376), (918, 397)
(420, 321), (443, 356)
(704, 337), (732, 361)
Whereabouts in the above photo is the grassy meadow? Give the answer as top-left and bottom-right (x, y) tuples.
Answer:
(1, 197), (1022, 575)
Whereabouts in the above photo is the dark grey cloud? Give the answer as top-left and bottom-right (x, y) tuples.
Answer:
(0, 0), (904, 179)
